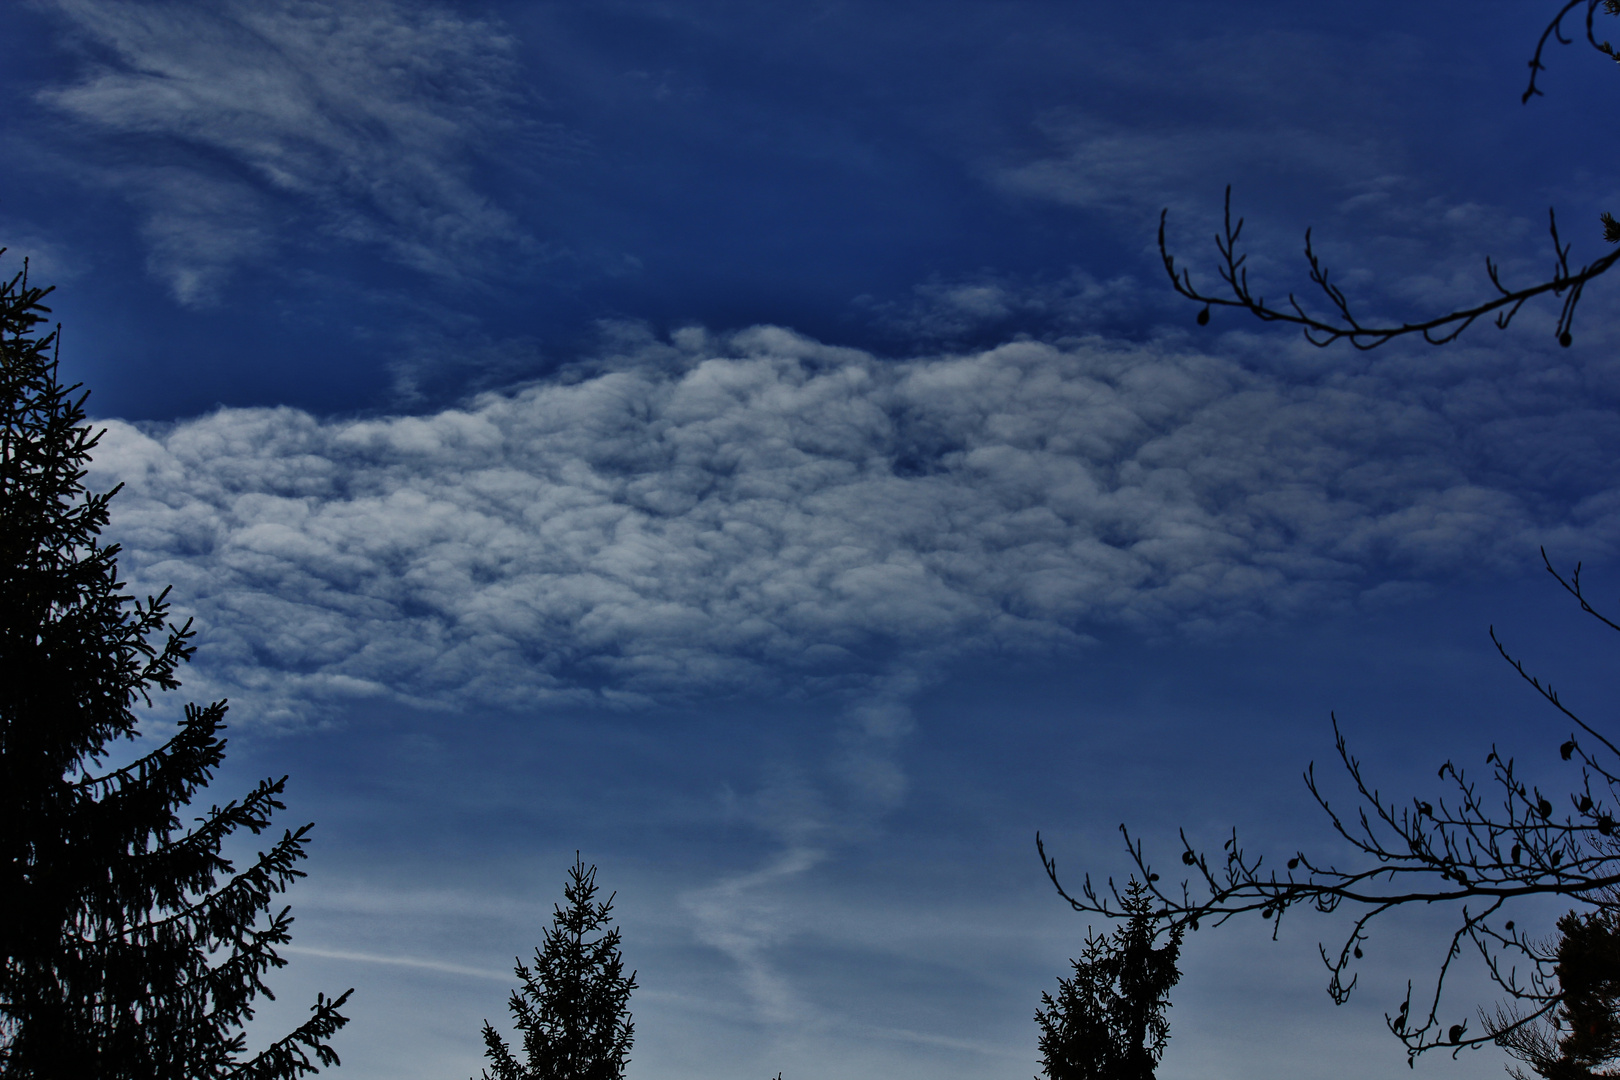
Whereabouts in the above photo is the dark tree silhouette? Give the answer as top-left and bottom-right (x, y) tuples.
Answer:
(478, 856), (636, 1080)
(1160, 1), (1620, 350)
(0, 254), (351, 1078)
(1489, 901), (1620, 1080)
(1036, 879), (1183, 1080)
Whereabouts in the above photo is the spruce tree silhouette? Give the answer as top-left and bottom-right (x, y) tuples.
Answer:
(478, 856), (636, 1080)
(1036, 879), (1183, 1080)
(0, 254), (351, 1078)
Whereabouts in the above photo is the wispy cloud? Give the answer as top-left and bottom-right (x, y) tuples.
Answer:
(86, 324), (1620, 726)
(0, 224), (88, 284)
(280, 944), (508, 982)
(996, 115), (1377, 220)
(680, 847), (826, 1026)
(38, 0), (525, 302)
(857, 270), (1154, 347)
(989, 26), (1398, 221)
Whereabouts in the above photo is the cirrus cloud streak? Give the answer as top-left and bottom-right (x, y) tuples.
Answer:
(38, 0), (525, 302)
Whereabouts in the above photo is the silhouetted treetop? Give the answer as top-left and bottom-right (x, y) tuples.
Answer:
(0, 251), (350, 1078)
(478, 856), (636, 1080)
(1037, 879), (1183, 1080)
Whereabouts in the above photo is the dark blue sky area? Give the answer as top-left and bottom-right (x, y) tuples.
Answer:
(5, 1), (1618, 418)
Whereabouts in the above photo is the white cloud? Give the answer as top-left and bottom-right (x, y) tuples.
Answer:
(84, 325), (1620, 725)
(279, 945), (508, 983)
(680, 847), (827, 1026)
(39, 0), (523, 301)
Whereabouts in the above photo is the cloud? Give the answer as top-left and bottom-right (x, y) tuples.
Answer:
(0, 225), (88, 285)
(857, 270), (1157, 347)
(38, 0), (524, 302)
(996, 116), (1376, 220)
(127, 168), (277, 306)
(83, 324), (1620, 725)
(680, 847), (826, 1025)
(988, 27), (1401, 224)
(279, 945), (508, 983)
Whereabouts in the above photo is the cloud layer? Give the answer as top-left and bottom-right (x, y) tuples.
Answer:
(40, 0), (522, 302)
(85, 325), (1620, 723)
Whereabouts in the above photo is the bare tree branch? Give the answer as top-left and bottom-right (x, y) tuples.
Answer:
(1524, 0), (1620, 104)
(1160, 190), (1620, 350)
(1038, 554), (1620, 1066)
(1158, 1), (1620, 351)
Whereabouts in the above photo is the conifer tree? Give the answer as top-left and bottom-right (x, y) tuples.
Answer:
(0, 253), (351, 1078)
(1490, 904), (1620, 1080)
(478, 857), (636, 1080)
(1036, 879), (1183, 1080)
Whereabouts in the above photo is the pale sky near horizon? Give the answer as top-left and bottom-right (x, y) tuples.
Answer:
(4, 2), (1620, 1078)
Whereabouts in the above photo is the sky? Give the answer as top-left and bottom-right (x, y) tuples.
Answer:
(4, 1), (1620, 1078)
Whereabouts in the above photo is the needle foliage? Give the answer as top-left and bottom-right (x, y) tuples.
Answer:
(0, 254), (351, 1079)
(479, 857), (636, 1080)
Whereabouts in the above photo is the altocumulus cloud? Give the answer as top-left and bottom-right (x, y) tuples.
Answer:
(39, 0), (522, 302)
(87, 326), (1620, 724)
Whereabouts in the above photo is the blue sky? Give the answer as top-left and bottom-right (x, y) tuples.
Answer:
(6, 1), (1620, 1077)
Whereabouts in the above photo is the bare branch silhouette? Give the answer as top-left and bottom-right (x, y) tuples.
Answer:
(1039, 553), (1620, 1066)
(1159, 1), (1620, 350)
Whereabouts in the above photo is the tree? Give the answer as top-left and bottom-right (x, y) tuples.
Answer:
(1489, 901), (1620, 1080)
(0, 252), (351, 1078)
(1038, 2), (1620, 1067)
(478, 856), (636, 1080)
(1036, 879), (1183, 1080)
(1159, 0), (1620, 350)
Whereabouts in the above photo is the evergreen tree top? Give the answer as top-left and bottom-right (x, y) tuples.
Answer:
(479, 856), (637, 1080)
(0, 251), (352, 1079)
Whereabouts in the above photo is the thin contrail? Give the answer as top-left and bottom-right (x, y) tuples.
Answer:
(281, 944), (510, 981)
